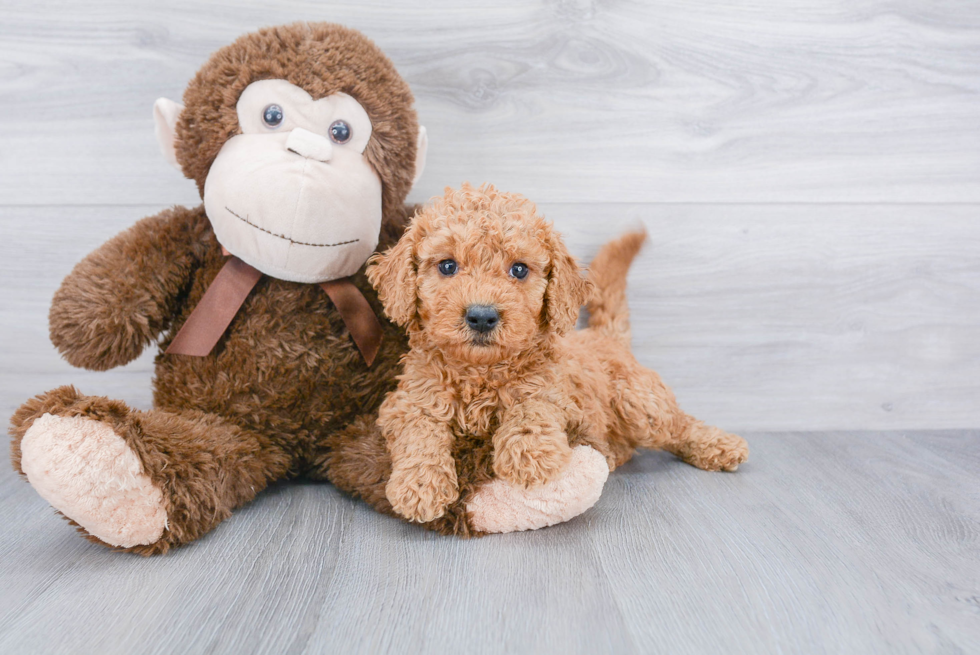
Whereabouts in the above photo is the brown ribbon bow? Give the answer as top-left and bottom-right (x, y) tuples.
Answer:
(166, 256), (383, 367)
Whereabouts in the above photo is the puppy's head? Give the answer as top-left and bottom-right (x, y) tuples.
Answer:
(367, 183), (593, 365)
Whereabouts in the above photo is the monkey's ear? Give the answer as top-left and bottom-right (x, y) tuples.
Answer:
(544, 229), (595, 336)
(366, 224), (420, 328)
(411, 126), (428, 187)
(153, 98), (185, 172)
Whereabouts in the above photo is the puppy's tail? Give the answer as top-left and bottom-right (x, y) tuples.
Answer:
(586, 229), (647, 344)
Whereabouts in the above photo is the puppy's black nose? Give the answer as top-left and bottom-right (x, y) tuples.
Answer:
(465, 305), (499, 333)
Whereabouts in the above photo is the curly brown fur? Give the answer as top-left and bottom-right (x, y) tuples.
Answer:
(48, 206), (213, 371)
(367, 184), (749, 523)
(10, 23), (424, 553)
(10, 201), (415, 552)
(11, 386), (292, 555)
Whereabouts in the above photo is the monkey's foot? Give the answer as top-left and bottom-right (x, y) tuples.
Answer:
(20, 413), (167, 548)
(466, 445), (609, 533)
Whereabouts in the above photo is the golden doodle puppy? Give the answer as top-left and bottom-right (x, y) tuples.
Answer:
(367, 183), (749, 523)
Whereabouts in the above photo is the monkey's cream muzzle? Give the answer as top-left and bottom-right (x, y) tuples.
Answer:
(202, 80), (382, 284)
(204, 129), (382, 284)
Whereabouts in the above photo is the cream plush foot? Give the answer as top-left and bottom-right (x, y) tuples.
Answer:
(20, 413), (167, 548)
(466, 445), (609, 533)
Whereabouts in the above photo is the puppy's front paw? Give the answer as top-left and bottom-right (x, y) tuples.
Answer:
(386, 458), (459, 523)
(493, 425), (573, 488)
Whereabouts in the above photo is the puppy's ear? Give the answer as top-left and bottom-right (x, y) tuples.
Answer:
(367, 224), (420, 328)
(544, 228), (595, 336)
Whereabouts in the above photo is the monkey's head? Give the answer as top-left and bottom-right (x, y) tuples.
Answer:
(154, 23), (427, 284)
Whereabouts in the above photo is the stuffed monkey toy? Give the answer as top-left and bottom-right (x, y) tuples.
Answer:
(9, 23), (609, 554)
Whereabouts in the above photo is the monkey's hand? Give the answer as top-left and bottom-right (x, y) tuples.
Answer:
(49, 206), (209, 371)
(386, 456), (459, 523)
(493, 401), (573, 489)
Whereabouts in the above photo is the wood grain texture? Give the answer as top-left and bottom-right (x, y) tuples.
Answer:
(4, 203), (978, 431)
(0, 0), (977, 205)
(0, 431), (977, 654)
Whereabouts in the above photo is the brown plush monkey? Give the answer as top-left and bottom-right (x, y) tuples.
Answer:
(9, 23), (608, 554)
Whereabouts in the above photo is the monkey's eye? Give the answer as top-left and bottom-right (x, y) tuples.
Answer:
(509, 263), (529, 279)
(329, 120), (352, 144)
(262, 104), (284, 128)
(438, 259), (458, 276)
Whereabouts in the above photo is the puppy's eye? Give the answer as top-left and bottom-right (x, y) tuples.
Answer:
(438, 259), (458, 276)
(262, 104), (284, 128)
(509, 263), (529, 279)
(329, 120), (352, 143)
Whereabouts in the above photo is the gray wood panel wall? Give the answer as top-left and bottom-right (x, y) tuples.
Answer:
(1, 0), (978, 431)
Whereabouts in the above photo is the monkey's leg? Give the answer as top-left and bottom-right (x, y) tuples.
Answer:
(463, 445), (609, 533)
(10, 386), (292, 555)
(616, 369), (748, 472)
(314, 415), (609, 535)
(313, 415), (395, 519)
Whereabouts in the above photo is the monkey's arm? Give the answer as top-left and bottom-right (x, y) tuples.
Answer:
(49, 205), (211, 371)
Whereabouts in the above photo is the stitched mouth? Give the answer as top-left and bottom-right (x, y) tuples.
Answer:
(225, 207), (359, 248)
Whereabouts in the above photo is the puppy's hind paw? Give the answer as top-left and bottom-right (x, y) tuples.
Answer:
(682, 427), (749, 472)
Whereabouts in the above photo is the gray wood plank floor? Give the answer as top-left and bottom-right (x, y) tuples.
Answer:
(1, 431), (977, 654)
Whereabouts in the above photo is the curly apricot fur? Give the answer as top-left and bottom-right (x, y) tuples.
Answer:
(369, 184), (749, 523)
